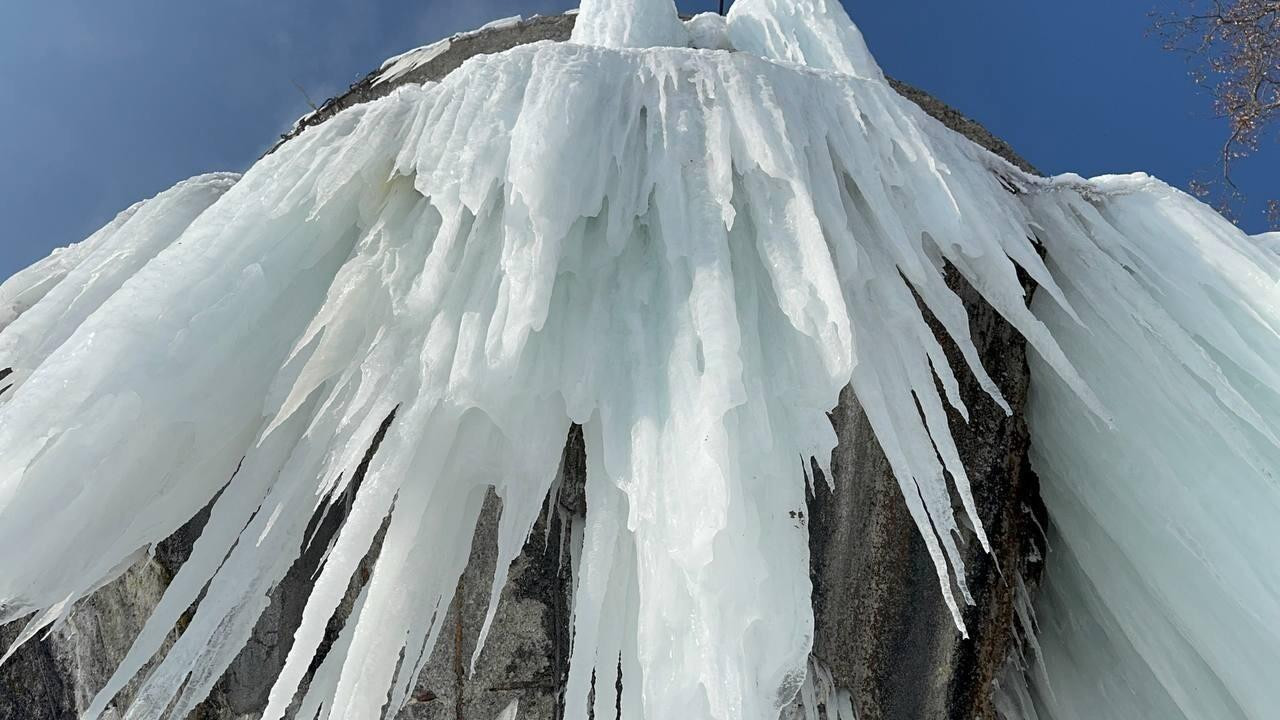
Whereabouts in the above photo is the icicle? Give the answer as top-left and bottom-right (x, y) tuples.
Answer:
(0, 173), (238, 398)
(1015, 175), (1280, 719)
(784, 657), (856, 720)
(495, 699), (520, 720)
(0, 18), (1084, 720)
(727, 0), (884, 80)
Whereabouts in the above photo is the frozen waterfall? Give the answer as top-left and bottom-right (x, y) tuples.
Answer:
(1, 0), (1277, 718)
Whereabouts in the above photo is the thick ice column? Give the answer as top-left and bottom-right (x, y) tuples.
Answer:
(571, 0), (687, 48)
(0, 173), (238, 392)
(1018, 178), (1280, 720)
(727, 0), (884, 80)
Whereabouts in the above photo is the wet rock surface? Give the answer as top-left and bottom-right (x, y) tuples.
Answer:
(1, 14), (1043, 720)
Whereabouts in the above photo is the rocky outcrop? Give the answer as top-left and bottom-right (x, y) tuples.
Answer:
(0, 14), (1045, 720)
(266, 14), (580, 158)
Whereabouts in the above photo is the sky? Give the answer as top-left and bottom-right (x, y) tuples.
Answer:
(1, 0), (1275, 282)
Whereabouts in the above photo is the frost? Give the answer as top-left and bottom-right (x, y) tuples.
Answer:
(1, 0), (1277, 719)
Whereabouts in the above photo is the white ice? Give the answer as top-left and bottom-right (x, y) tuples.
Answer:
(1254, 230), (1280, 253)
(1, 0), (1277, 719)
(1007, 176), (1280, 720)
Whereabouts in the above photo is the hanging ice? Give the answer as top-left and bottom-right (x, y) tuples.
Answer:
(1254, 230), (1280, 253)
(1, 0), (1278, 718)
(1010, 177), (1280, 720)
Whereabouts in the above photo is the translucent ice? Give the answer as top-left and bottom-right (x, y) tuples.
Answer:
(1009, 176), (1280, 719)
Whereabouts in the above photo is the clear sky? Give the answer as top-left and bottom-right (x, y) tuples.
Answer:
(1, 0), (1275, 282)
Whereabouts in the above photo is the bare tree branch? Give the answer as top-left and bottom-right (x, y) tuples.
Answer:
(1151, 0), (1279, 227)
(290, 78), (320, 112)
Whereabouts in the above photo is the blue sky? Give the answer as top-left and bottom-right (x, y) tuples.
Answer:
(1, 0), (1275, 281)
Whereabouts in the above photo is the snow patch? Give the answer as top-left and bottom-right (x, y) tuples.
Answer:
(480, 15), (523, 32)
(375, 38), (453, 86)
(374, 15), (524, 86)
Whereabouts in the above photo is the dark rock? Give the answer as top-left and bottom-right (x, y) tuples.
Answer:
(887, 80), (1039, 175)
(265, 14), (578, 158)
(806, 262), (1046, 720)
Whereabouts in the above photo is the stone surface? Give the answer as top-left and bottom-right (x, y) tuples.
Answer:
(0, 14), (1045, 720)
(265, 14), (579, 158)
(396, 491), (573, 720)
(806, 263), (1046, 720)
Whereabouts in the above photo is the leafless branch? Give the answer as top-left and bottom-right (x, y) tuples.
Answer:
(290, 78), (320, 112)
(1151, 0), (1279, 226)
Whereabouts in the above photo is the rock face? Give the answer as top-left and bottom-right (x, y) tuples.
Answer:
(0, 14), (1044, 720)
(807, 265), (1045, 720)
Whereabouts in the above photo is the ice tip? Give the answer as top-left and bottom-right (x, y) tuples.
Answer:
(495, 699), (520, 720)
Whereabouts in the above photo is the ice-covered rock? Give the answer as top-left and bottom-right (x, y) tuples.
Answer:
(2, 2), (1279, 720)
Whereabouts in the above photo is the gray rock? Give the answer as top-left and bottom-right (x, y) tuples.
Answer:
(396, 491), (570, 720)
(806, 262), (1045, 720)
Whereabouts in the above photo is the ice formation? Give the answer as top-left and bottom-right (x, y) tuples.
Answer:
(1255, 230), (1280, 253)
(1, 0), (1278, 718)
(1017, 179), (1280, 720)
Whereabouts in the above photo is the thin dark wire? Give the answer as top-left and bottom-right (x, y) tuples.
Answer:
(719, 0), (726, 15)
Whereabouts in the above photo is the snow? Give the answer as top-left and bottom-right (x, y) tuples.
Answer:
(480, 15), (523, 32)
(375, 38), (452, 85)
(374, 15), (523, 86)
(1, 0), (1278, 719)
(288, 108), (318, 134)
